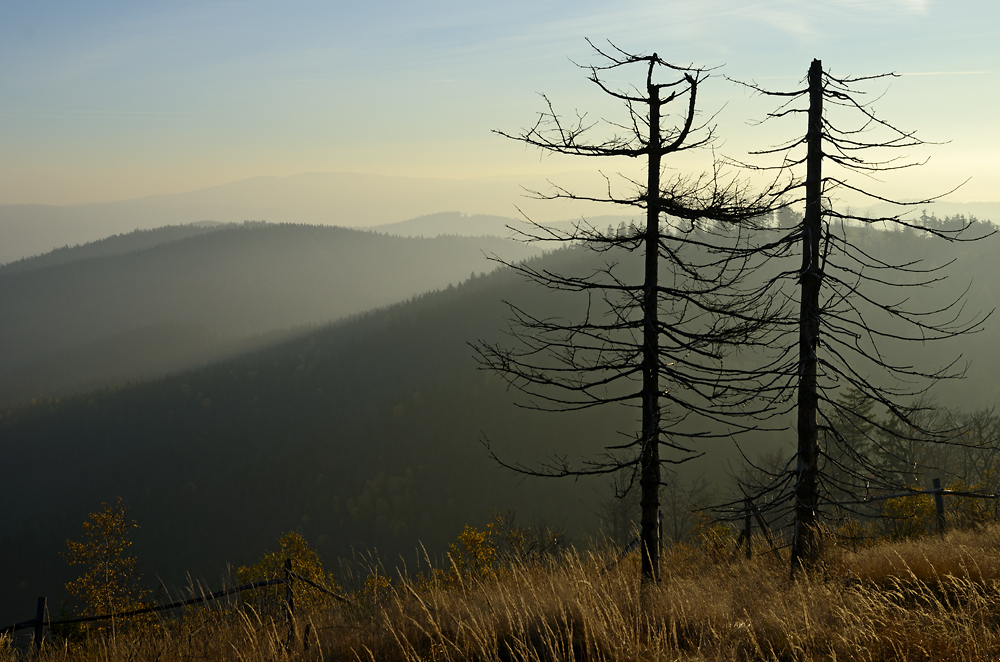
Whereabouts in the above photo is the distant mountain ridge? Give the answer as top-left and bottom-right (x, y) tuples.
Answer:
(5, 171), (991, 265)
(0, 171), (614, 264)
(371, 212), (530, 238)
(0, 223), (226, 275)
(370, 211), (639, 239)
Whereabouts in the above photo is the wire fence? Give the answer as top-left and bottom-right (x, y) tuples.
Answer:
(0, 558), (351, 651)
(606, 477), (985, 572)
(727, 477), (1000, 560)
(602, 476), (1000, 566)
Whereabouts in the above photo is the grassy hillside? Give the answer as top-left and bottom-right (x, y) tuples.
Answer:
(8, 524), (1000, 660)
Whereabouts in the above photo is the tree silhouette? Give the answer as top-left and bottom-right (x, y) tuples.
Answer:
(725, 59), (993, 573)
(475, 42), (784, 584)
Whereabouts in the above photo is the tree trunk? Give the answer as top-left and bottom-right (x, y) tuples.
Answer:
(639, 67), (662, 585)
(790, 58), (824, 574)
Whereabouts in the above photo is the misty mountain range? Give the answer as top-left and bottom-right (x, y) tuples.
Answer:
(4, 171), (995, 265)
(0, 172), (621, 265)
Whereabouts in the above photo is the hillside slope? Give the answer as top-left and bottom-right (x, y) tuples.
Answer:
(0, 223), (224, 276)
(0, 222), (540, 404)
(0, 246), (636, 625)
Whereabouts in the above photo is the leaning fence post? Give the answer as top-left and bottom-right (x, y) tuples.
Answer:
(284, 558), (295, 646)
(33, 596), (46, 651)
(744, 498), (753, 560)
(932, 478), (946, 535)
(657, 514), (662, 556)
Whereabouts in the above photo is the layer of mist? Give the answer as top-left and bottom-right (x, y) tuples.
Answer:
(0, 172), (619, 264)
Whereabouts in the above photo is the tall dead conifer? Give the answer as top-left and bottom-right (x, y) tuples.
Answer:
(476, 42), (783, 584)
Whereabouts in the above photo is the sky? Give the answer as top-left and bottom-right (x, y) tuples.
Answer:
(1, 0), (997, 207)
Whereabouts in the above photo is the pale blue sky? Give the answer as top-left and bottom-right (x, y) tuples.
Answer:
(1, 0), (997, 205)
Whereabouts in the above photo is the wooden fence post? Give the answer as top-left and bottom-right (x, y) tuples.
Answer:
(284, 558), (295, 647)
(744, 498), (753, 560)
(33, 597), (46, 651)
(932, 478), (946, 535)
(658, 514), (663, 556)
(284, 558), (295, 615)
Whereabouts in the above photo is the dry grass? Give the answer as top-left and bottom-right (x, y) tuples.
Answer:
(8, 526), (1000, 661)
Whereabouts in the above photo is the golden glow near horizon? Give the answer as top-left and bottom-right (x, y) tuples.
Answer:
(0, 1), (997, 208)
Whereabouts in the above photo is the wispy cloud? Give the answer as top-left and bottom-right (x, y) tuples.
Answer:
(822, 0), (930, 16)
(898, 71), (992, 76)
(890, 0), (930, 14)
(722, 0), (933, 43)
(0, 109), (201, 120)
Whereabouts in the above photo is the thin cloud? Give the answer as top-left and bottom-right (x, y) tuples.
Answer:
(896, 0), (931, 14)
(0, 109), (201, 120)
(829, 0), (930, 15)
(898, 71), (992, 76)
(731, 0), (933, 43)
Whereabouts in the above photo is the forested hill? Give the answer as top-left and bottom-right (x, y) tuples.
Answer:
(0, 221), (540, 405)
(0, 244), (632, 626)
(0, 218), (996, 625)
(369, 212), (529, 237)
(0, 223), (225, 275)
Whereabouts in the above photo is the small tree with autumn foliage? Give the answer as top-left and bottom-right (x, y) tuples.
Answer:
(63, 498), (149, 625)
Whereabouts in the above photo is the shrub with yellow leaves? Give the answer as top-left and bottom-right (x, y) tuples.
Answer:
(234, 531), (338, 615)
(63, 497), (150, 631)
(879, 491), (936, 540)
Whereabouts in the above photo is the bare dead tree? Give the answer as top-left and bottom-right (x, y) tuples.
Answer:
(721, 59), (993, 574)
(474, 42), (786, 585)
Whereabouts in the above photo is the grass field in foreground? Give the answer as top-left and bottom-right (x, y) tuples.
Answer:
(7, 525), (1000, 661)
